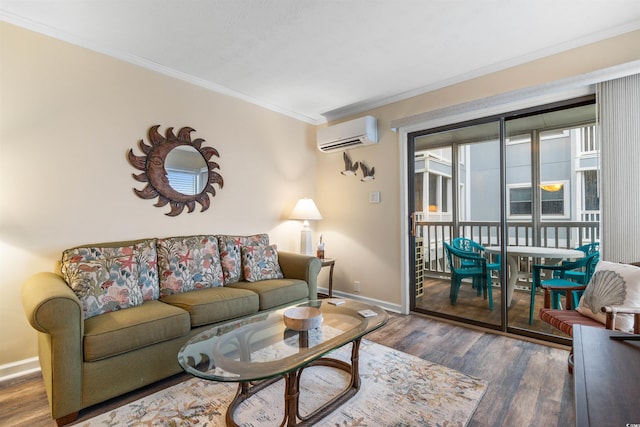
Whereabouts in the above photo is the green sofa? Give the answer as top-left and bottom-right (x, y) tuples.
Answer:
(21, 234), (321, 426)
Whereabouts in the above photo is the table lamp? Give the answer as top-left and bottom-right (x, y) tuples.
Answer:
(289, 198), (323, 255)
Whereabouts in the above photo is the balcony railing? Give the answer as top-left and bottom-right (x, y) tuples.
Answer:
(578, 125), (598, 154)
(417, 220), (600, 279)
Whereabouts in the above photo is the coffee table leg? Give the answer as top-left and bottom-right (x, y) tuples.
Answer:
(226, 377), (281, 427)
(295, 338), (362, 425)
(284, 371), (300, 427)
(226, 338), (362, 427)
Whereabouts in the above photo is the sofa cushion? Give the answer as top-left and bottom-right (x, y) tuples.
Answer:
(241, 244), (284, 282)
(161, 286), (259, 327)
(228, 278), (309, 310)
(83, 300), (190, 362)
(61, 244), (146, 319)
(576, 261), (640, 332)
(157, 235), (224, 297)
(217, 234), (269, 285)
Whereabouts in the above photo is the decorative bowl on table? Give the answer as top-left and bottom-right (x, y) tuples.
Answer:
(283, 307), (323, 331)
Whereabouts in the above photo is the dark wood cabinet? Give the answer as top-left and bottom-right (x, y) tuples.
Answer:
(573, 325), (640, 427)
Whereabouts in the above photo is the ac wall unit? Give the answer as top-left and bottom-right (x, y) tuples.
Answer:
(317, 116), (378, 153)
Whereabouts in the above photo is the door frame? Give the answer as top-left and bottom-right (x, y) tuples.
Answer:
(397, 95), (597, 334)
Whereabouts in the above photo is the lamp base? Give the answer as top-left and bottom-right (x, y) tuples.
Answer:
(300, 229), (313, 256)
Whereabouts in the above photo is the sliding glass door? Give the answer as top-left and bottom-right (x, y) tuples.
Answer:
(409, 97), (599, 339)
(411, 121), (502, 328)
(504, 103), (599, 333)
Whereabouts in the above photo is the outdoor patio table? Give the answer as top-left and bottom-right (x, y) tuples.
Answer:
(484, 246), (585, 306)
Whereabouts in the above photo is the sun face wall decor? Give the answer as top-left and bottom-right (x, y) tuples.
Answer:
(127, 125), (224, 216)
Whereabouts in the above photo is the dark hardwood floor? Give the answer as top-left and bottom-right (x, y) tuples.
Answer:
(0, 312), (574, 427)
(367, 313), (575, 427)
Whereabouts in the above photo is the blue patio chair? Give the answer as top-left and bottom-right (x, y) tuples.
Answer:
(444, 242), (493, 310)
(530, 252), (600, 324)
(452, 237), (501, 287)
(560, 242), (599, 283)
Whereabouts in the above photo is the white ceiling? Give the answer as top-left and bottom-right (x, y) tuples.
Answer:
(2, 1), (640, 124)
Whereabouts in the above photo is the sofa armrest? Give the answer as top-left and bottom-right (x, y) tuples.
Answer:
(277, 252), (322, 299)
(22, 272), (84, 421)
(23, 272), (82, 333)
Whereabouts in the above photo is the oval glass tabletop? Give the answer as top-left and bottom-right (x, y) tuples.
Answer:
(178, 299), (388, 383)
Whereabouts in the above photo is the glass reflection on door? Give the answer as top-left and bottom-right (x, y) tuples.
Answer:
(413, 121), (502, 327)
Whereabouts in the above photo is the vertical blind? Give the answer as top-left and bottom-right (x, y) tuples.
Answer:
(599, 73), (640, 263)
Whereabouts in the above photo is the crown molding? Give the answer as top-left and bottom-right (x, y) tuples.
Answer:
(323, 22), (640, 122)
(0, 12), (325, 125)
(390, 60), (640, 133)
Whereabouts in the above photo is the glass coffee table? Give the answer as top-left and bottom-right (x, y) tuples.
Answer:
(178, 299), (388, 426)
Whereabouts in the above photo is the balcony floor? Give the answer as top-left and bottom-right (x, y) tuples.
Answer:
(415, 277), (572, 338)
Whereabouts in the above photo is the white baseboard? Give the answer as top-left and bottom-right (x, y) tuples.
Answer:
(318, 288), (402, 314)
(0, 357), (40, 382)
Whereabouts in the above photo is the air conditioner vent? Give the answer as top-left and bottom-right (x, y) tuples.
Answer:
(317, 116), (377, 153)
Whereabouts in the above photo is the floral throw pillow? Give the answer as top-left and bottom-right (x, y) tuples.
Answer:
(241, 244), (284, 282)
(576, 261), (640, 332)
(61, 246), (145, 319)
(135, 239), (159, 301)
(157, 235), (224, 297)
(217, 234), (269, 285)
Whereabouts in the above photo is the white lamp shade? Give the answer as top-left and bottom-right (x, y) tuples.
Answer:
(289, 198), (323, 221)
(289, 198), (322, 256)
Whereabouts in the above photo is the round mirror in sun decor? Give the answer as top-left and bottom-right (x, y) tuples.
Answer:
(127, 125), (224, 216)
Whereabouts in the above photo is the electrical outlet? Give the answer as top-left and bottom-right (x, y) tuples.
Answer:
(353, 280), (361, 292)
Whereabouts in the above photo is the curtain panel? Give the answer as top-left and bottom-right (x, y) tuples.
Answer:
(599, 73), (640, 263)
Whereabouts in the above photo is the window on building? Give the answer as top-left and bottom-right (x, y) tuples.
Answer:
(428, 173), (450, 212)
(583, 170), (599, 211)
(508, 183), (567, 217)
(509, 187), (532, 215)
(541, 187), (564, 215)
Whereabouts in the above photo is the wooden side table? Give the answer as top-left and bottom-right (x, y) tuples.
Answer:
(317, 258), (335, 298)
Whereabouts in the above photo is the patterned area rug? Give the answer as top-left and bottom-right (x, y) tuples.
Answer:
(81, 340), (487, 426)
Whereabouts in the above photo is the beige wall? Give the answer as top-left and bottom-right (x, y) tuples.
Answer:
(0, 22), (316, 366)
(314, 30), (640, 305)
(2, 20), (639, 372)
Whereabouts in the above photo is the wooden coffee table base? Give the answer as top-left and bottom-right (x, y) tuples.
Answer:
(226, 338), (362, 427)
